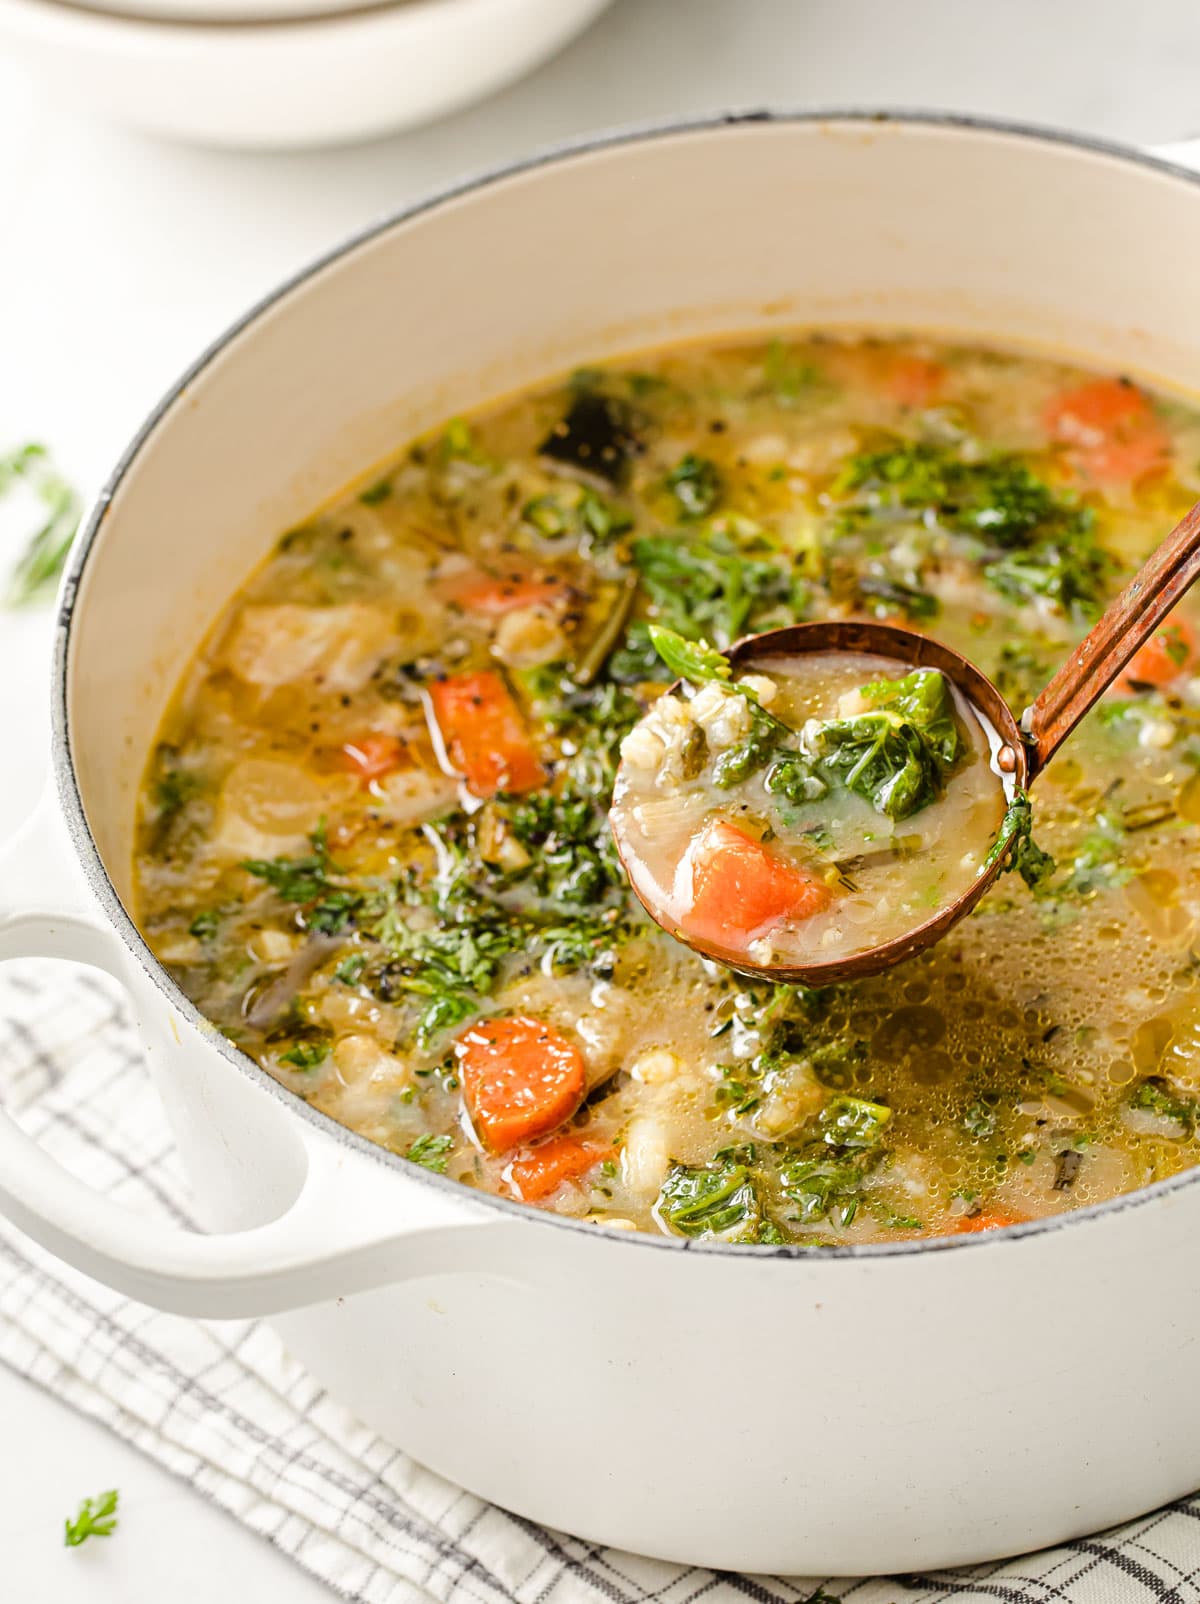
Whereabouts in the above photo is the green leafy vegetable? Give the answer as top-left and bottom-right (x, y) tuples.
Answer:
(405, 1132), (454, 1171)
(818, 1095), (892, 1148)
(832, 442), (1080, 546)
(242, 824), (365, 933)
(763, 752), (829, 804)
(278, 1040), (329, 1070)
(984, 536), (1114, 623)
(333, 952), (367, 986)
(647, 624), (731, 686)
(64, 1489), (119, 1548)
(805, 670), (963, 821)
(780, 1094), (894, 1226)
(763, 339), (826, 404)
(631, 529), (802, 648)
(1063, 813), (1131, 896)
(523, 486), (633, 546)
(655, 1151), (776, 1243)
(984, 792), (1057, 890)
(665, 452), (722, 518)
(1, 443), (82, 607)
(1128, 1077), (1197, 1131)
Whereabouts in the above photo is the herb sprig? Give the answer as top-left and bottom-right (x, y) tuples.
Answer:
(64, 1489), (120, 1548)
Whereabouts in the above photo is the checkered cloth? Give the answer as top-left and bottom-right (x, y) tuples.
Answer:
(3, 962), (1200, 1604)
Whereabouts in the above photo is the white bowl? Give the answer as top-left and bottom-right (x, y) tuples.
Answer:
(0, 0), (612, 148)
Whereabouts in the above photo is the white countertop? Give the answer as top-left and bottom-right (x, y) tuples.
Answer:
(3, 1), (1200, 1594)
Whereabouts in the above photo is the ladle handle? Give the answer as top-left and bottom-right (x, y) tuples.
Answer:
(1023, 498), (1200, 778)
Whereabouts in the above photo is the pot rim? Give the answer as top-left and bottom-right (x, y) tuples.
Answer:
(52, 108), (1200, 1262)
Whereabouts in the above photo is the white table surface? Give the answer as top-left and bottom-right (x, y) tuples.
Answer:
(4, 0), (1200, 1595)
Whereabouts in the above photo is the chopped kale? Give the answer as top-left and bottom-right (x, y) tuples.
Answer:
(962, 1095), (1000, 1140)
(655, 1151), (776, 1243)
(779, 1150), (873, 1227)
(665, 452), (722, 518)
(805, 670), (963, 821)
(984, 792), (1057, 890)
(630, 529), (802, 648)
(984, 535), (1115, 622)
(712, 711), (786, 789)
(522, 486), (633, 545)
(817, 1095), (892, 1148)
(242, 824), (338, 905)
(763, 752), (829, 804)
(1063, 813), (1131, 896)
(1128, 1077), (1196, 1131)
(859, 668), (963, 767)
(833, 441), (1079, 546)
(780, 1094), (893, 1225)
(278, 1040), (329, 1070)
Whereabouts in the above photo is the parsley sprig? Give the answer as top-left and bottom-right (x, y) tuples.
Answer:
(64, 1488), (119, 1548)
(1, 443), (81, 607)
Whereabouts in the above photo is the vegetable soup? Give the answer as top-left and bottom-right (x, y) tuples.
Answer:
(135, 333), (1200, 1245)
(610, 642), (1008, 965)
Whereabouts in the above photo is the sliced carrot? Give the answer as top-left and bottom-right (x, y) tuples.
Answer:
(950, 1209), (1023, 1234)
(503, 1134), (611, 1202)
(428, 670), (546, 797)
(455, 1015), (586, 1152)
(439, 570), (567, 616)
(1116, 614), (1197, 692)
(1043, 376), (1169, 484)
(679, 819), (833, 953)
(882, 354), (947, 408)
(340, 732), (407, 782)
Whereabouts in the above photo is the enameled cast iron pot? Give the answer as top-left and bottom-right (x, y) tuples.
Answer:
(3, 115), (1200, 1576)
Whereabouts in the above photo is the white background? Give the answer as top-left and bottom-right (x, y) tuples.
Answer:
(3, 1), (1200, 1596)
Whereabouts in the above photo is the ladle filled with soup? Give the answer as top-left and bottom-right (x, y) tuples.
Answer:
(610, 635), (1010, 968)
(134, 332), (1200, 1246)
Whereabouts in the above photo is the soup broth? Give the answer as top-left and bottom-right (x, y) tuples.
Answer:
(135, 333), (1200, 1245)
(611, 650), (1008, 965)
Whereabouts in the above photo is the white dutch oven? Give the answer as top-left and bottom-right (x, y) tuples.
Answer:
(3, 114), (1200, 1576)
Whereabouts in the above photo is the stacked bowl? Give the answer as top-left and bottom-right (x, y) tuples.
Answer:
(0, 0), (611, 147)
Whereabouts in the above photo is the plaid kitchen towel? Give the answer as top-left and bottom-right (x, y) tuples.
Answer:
(2, 961), (1200, 1604)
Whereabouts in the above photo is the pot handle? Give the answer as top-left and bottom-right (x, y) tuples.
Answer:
(0, 796), (511, 1319)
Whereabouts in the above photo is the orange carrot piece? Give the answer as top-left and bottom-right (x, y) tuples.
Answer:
(340, 732), (407, 782)
(1043, 376), (1169, 484)
(439, 570), (567, 616)
(455, 1015), (587, 1152)
(883, 354), (947, 408)
(428, 670), (546, 797)
(1116, 615), (1196, 692)
(950, 1209), (1023, 1234)
(503, 1134), (610, 1202)
(680, 819), (833, 952)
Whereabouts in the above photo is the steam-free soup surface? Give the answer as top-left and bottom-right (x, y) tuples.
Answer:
(611, 650), (1007, 965)
(136, 334), (1200, 1245)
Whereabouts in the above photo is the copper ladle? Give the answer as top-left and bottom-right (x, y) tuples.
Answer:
(614, 498), (1200, 987)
